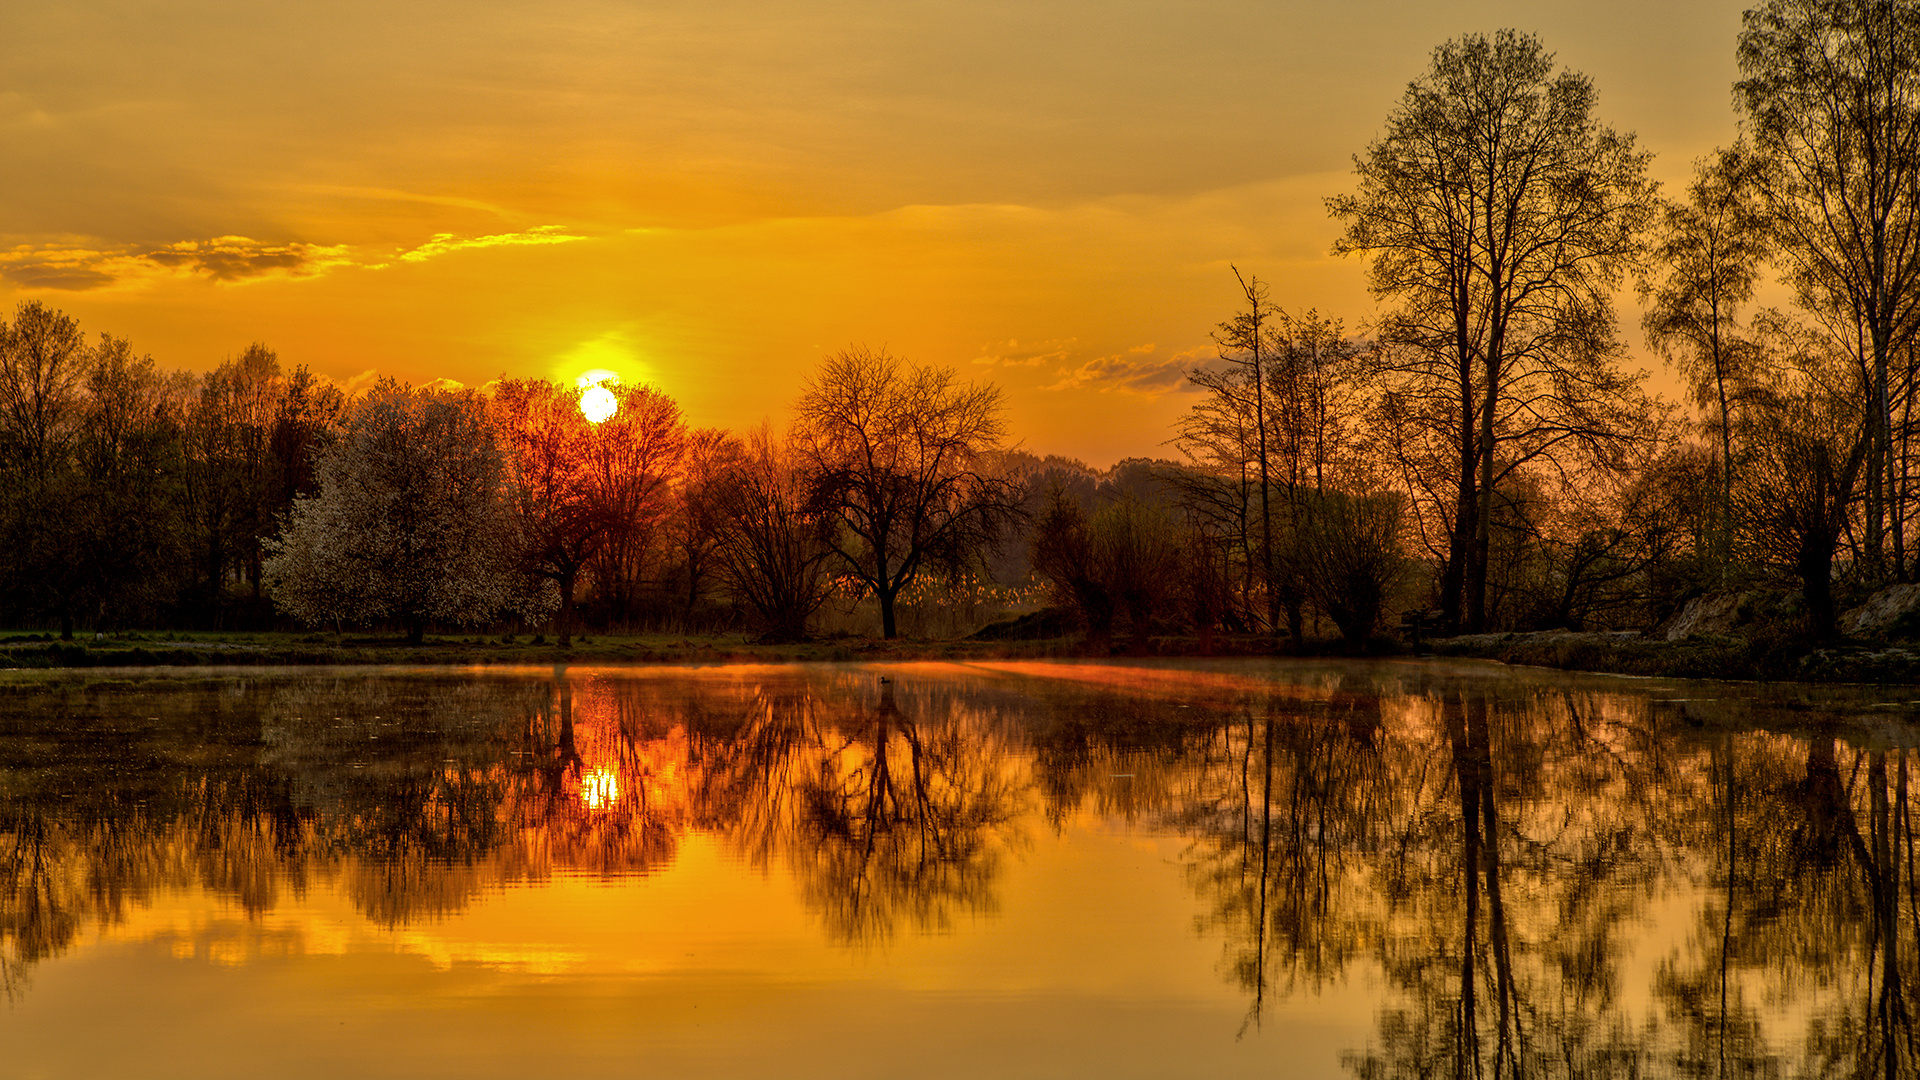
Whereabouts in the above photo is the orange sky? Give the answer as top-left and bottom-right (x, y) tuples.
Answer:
(3, 1), (1749, 465)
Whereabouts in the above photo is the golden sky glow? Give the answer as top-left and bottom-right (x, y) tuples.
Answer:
(3, 1), (1749, 464)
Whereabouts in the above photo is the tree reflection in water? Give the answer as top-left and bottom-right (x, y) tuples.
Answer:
(692, 676), (1022, 944)
(1, 663), (1918, 1080)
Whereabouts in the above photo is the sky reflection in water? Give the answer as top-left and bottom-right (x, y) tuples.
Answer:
(1, 659), (1916, 1079)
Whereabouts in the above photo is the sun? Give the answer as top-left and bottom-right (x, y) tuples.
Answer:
(580, 384), (618, 423)
(577, 369), (619, 423)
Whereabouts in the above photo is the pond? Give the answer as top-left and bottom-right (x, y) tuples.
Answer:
(0, 659), (1916, 1079)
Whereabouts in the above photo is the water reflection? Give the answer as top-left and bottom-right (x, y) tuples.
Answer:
(0, 662), (1917, 1078)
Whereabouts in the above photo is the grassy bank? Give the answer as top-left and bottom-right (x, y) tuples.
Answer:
(0, 628), (1287, 669)
(12, 626), (1920, 684)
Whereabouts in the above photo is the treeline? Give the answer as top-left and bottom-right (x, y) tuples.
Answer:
(11, 3), (1920, 648)
(1154, 6), (1920, 647)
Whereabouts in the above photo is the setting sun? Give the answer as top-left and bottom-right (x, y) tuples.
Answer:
(580, 384), (618, 423)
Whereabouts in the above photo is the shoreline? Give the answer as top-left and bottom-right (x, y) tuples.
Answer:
(7, 627), (1920, 685)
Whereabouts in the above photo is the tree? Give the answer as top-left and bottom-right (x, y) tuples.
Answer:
(71, 335), (191, 630)
(1641, 149), (1774, 574)
(1295, 490), (1407, 648)
(0, 301), (88, 480)
(668, 427), (746, 629)
(1188, 293), (1370, 645)
(1329, 30), (1657, 633)
(0, 302), (95, 635)
(1211, 270), (1281, 637)
(1734, 323), (1870, 638)
(490, 378), (611, 647)
(792, 347), (1019, 639)
(710, 425), (837, 642)
(581, 383), (685, 627)
(1738, 0), (1920, 579)
(264, 381), (544, 643)
(183, 343), (280, 620)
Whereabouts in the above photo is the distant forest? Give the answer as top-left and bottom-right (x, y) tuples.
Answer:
(7, 6), (1920, 649)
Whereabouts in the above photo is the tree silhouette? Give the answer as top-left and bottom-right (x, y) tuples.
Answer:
(793, 346), (1020, 639)
(1329, 30), (1657, 633)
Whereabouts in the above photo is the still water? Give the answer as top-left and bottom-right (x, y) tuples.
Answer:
(1, 659), (1916, 1079)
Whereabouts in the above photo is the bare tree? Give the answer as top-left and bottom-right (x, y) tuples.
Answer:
(669, 427), (746, 630)
(711, 425), (837, 642)
(183, 343), (280, 617)
(792, 347), (1019, 639)
(1329, 30), (1657, 632)
(1642, 150), (1775, 578)
(491, 378), (612, 647)
(582, 383), (685, 627)
(1738, 0), (1920, 579)
(1734, 322), (1871, 638)
(0, 301), (89, 480)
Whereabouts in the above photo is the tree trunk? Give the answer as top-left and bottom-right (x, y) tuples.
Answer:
(1470, 353), (1500, 634)
(557, 567), (577, 649)
(879, 583), (899, 639)
(1444, 398), (1477, 634)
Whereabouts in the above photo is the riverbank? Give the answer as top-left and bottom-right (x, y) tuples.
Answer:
(0, 628), (1272, 669)
(9, 626), (1920, 684)
(1428, 628), (1920, 684)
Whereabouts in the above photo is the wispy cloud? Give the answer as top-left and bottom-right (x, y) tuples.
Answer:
(396, 225), (584, 263)
(971, 337), (1076, 368)
(1046, 344), (1208, 395)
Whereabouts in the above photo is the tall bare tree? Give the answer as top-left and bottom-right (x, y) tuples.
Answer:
(582, 384), (685, 627)
(1738, 0), (1920, 581)
(1329, 30), (1657, 632)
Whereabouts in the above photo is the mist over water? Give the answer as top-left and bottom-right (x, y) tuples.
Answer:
(1, 660), (1914, 1078)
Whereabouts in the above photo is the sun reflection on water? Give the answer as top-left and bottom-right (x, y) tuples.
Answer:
(579, 767), (621, 811)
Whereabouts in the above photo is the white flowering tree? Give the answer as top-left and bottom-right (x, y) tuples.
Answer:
(264, 380), (551, 642)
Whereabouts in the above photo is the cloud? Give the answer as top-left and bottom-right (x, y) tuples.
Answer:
(971, 337), (1076, 368)
(397, 225), (584, 263)
(143, 236), (353, 282)
(1046, 344), (1210, 395)
(0, 257), (116, 291)
(0, 236), (351, 290)
(0, 225), (587, 292)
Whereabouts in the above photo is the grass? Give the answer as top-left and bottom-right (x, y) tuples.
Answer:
(17, 624), (1919, 684)
(0, 628), (1123, 669)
